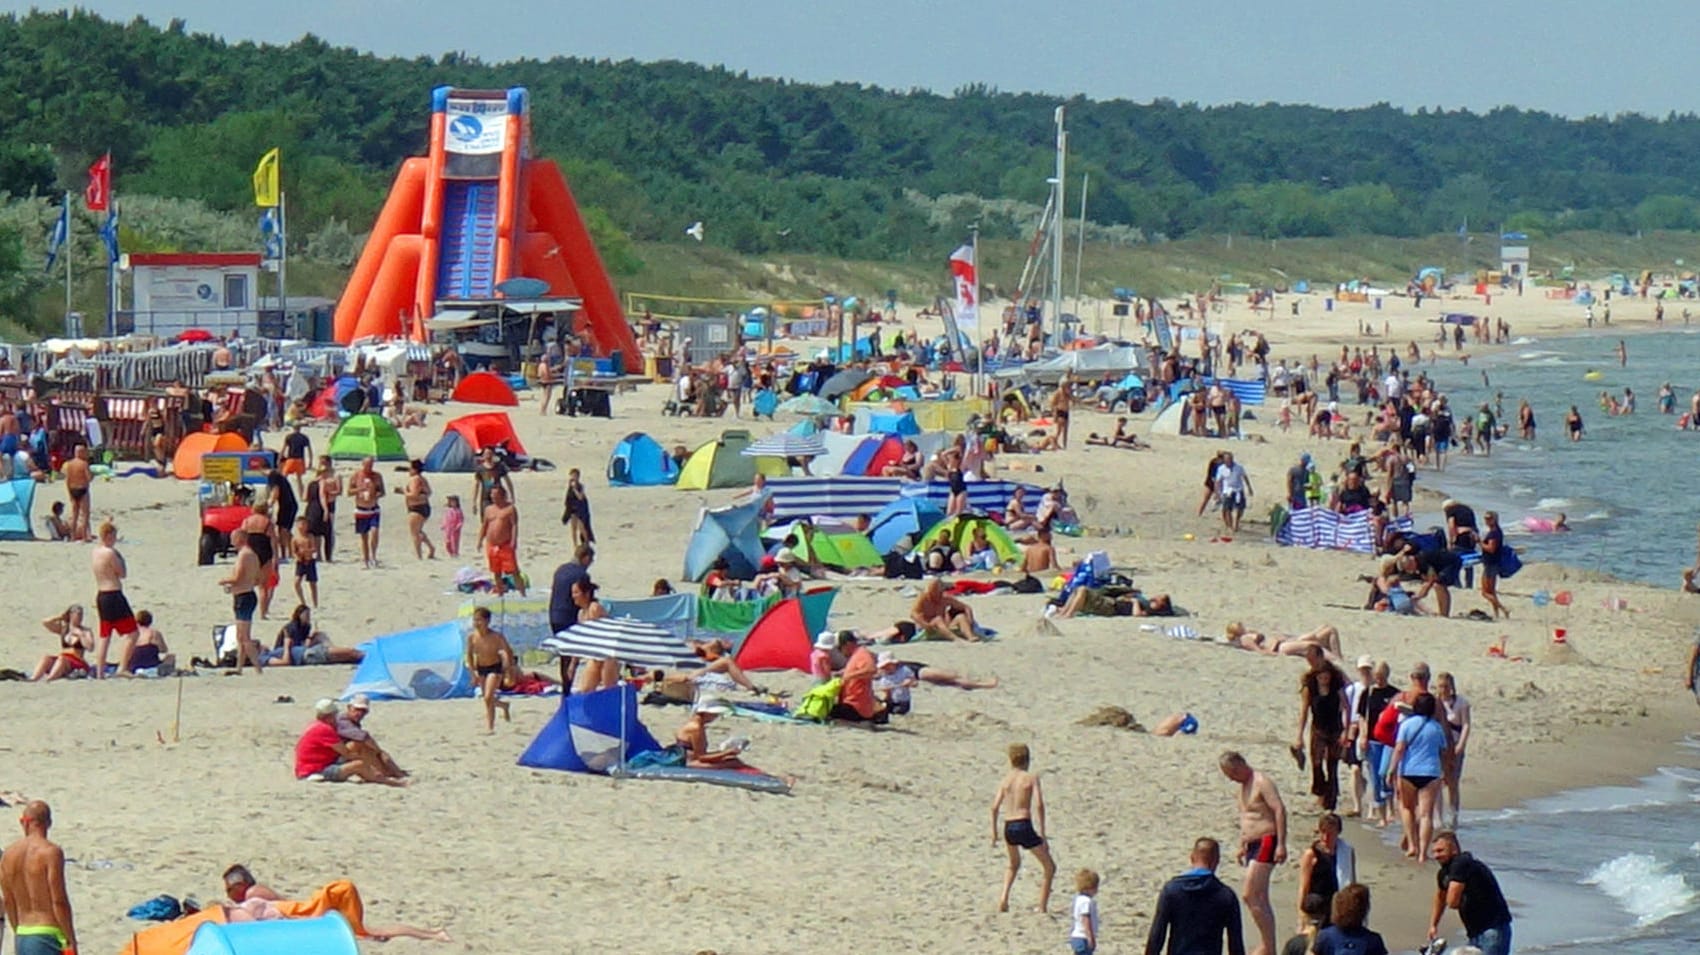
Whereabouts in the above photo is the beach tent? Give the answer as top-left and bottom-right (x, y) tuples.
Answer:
(309, 377), (365, 420)
(675, 430), (788, 490)
(734, 588), (837, 671)
(171, 431), (250, 480)
(1149, 400), (1188, 437)
(422, 413), (526, 473)
(764, 521), (882, 569)
(607, 432), (679, 486)
(867, 497), (945, 554)
(866, 410), (920, 436)
(682, 497), (768, 581)
(187, 914), (358, 955)
(326, 413), (408, 461)
(841, 434), (906, 476)
(450, 370), (520, 406)
(0, 477), (36, 540)
(518, 684), (661, 774)
(341, 621), (471, 701)
(917, 514), (1021, 564)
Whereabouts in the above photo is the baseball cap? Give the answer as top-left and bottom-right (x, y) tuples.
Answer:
(347, 694), (371, 710)
(313, 698), (338, 716)
(1355, 654), (1375, 670)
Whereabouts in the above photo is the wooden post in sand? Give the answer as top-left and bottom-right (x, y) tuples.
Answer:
(171, 672), (184, 742)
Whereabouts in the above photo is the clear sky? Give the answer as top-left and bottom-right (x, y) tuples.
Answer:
(10, 0), (1698, 117)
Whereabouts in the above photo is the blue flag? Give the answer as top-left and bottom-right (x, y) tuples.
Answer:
(99, 202), (119, 265)
(44, 202), (68, 273)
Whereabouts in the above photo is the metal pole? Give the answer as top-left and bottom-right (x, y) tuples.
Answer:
(971, 223), (981, 401)
(1073, 173), (1088, 322)
(1050, 105), (1067, 343)
(279, 190), (289, 335)
(63, 192), (72, 335)
(105, 191), (115, 337)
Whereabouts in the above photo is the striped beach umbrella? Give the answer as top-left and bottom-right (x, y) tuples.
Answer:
(540, 617), (701, 669)
(740, 432), (827, 458)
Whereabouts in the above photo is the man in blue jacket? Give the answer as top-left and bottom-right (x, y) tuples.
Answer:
(1145, 838), (1245, 955)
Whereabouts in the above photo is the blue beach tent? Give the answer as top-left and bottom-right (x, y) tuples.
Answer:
(867, 496), (944, 554)
(682, 497), (768, 581)
(607, 432), (679, 486)
(518, 685), (660, 774)
(341, 621), (471, 701)
(0, 477), (36, 540)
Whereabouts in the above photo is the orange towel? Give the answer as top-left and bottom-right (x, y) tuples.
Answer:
(117, 881), (368, 955)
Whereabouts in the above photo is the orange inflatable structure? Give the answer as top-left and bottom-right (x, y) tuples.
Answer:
(333, 86), (640, 360)
(117, 880), (370, 955)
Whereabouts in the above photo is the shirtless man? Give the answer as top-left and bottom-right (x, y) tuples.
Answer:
(1223, 622), (1345, 664)
(910, 577), (979, 642)
(1020, 528), (1060, 575)
(990, 742), (1056, 913)
(91, 520), (140, 678)
(1048, 377), (1072, 449)
(0, 406), (18, 478)
(1220, 751), (1288, 955)
(63, 446), (91, 542)
(0, 801), (76, 955)
(220, 529), (266, 674)
(479, 486), (524, 596)
(464, 607), (513, 733)
(350, 457), (385, 568)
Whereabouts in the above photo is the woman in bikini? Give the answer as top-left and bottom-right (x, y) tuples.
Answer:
(569, 579), (615, 693)
(1224, 622), (1345, 662)
(404, 459), (436, 560)
(33, 605), (93, 681)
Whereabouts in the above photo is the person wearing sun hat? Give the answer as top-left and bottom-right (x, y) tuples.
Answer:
(809, 631), (841, 683)
(674, 694), (750, 770)
(293, 698), (407, 787)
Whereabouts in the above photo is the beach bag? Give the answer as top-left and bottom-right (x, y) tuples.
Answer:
(792, 678), (842, 722)
(1495, 544), (1523, 579)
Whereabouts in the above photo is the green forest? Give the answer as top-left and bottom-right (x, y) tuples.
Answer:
(5, 9), (1700, 333)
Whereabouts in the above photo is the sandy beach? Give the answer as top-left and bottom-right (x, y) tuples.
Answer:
(5, 283), (1697, 954)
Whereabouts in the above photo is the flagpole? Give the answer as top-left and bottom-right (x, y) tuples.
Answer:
(63, 192), (72, 335)
(106, 190), (116, 337)
(970, 224), (981, 402)
(278, 190), (289, 333)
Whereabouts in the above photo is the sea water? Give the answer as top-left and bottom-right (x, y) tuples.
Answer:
(1384, 327), (1700, 588)
(1337, 327), (1700, 949)
(1425, 736), (1700, 952)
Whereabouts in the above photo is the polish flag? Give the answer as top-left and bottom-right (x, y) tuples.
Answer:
(949, 243), (977, 331)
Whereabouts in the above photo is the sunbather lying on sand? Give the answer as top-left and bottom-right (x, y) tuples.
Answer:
(219, 867), (450, 942)
(1053, 588), (1174, 619)
(1223, 622), (1344, 663)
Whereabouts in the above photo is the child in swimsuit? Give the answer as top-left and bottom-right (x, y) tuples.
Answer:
(441, 495), (464, 558)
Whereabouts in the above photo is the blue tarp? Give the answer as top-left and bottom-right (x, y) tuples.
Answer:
(604, 593), (697, 635)
(341, 621), (470, 701)
(866, 411), (920, 436)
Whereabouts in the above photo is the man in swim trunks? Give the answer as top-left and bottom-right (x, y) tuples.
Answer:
(281, 424), (311, 495)
(1213, 451), (1253, 533)
(62, 445), (91, 542)
(91, 520), (140, 678)
(1220, 750), (1287, 955)
(0, 406), (18, 479)
(220, 529), (266, 675)
(478, 486), (523, 596)
(465, 607), (513, 733)
(990, 743), (1057, 913)
(0, 800), (77, 955)
(910, 577), (979, 642)
(350, 457), (386, 568)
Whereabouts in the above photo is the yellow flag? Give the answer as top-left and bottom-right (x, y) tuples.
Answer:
(252, 148), (280, 207)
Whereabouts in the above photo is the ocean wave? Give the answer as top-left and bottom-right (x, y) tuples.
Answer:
(1581, 852), (1698, 925)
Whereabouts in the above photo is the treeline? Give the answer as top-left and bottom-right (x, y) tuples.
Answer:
(4, 9), (1700, 266)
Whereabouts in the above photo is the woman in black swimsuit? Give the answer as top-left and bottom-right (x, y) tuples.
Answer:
(404, 459), (436, 560)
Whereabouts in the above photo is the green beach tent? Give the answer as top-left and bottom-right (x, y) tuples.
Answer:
(766, 521), (882, 570)
(916, 514), (1021, 565)
(326, 413), (409, 461)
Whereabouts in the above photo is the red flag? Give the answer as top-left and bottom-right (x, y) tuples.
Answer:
(84, 153), (111, 212)
(949, 243), (978, 330)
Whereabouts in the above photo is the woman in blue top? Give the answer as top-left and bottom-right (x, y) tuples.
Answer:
(1312, 884), (1388, 955)
(1387, 692), (1450, 862)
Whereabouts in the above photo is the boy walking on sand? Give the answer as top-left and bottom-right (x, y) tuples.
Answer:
(991, 742), (1057, 913)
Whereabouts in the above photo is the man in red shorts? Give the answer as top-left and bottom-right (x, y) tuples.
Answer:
(91, 520), (139, 678)
(478, 485), (524, 596)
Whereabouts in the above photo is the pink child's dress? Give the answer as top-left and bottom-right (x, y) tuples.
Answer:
(442, 506), (464, 556)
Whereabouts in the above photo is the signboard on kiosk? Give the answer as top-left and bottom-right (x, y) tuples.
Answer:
(201, 451), (277, 488)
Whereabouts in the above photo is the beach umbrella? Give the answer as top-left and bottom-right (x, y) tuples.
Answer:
(540, 617), (701, 670)
(176, 328), (216, 344)
(741, 432), (827, 458)
(778, 394), (838, 416)
(818, 369), (873, 401)
(788, 418), (821, 437)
